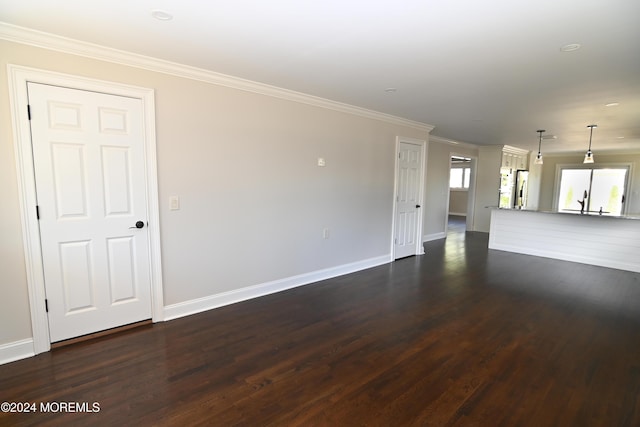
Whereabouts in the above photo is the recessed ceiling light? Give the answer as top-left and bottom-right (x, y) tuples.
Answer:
(560, 43), (581, 52)
(605, 102), (619, 107)
(384, 88), (397, 93)
(617, 136), (625, 139)
(151, 9), (173, 21)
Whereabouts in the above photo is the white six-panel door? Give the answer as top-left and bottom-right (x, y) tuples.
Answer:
(28, 82), (152, 342)
(394, 141), (424, 259)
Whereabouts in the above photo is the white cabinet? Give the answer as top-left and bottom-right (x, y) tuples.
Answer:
(501, 150), (528, 171)
(501, 153), (511, 169)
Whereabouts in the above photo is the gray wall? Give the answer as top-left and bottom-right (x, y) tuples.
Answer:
(449, 190), (468, 215)
(0, 40), (429, 347)
(473, 146), (503, 232)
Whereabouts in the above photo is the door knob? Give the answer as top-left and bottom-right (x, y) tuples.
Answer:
(416, 204), (421, 208)
(129, 221), (145, 229)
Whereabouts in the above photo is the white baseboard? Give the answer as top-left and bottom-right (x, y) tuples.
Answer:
(423, 232), (446, 242)
(490, 243), (640, 273)
(448, 212), (467, 217)
(164, 254), (392, 321)
(0, 338), (34, 365)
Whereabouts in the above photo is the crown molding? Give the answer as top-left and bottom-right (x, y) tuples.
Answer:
(429, 135), (479, 149)
(0, 22), (434, 133)
(502, 145), (530, 155)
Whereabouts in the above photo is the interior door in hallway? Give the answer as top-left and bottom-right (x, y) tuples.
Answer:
(394, 141), (424, 259)
(28, 82), (152, 342)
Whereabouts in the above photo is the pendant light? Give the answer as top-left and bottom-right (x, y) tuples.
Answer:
(583, 124), (597, 164)
(534, 129), (545, 165)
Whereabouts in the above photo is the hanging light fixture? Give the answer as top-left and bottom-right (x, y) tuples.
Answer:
(534, 129), (545, 165)
(583, 124), (597, 164)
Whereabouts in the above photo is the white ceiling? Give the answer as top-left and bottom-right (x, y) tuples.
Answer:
(1, 0), (639, 154)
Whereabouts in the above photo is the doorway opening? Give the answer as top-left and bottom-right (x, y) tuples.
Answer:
(447, 155), (475, 235)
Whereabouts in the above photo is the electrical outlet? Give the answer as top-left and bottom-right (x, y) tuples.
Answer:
(322, 228), (330, 239)
(317, 157), (326, 167)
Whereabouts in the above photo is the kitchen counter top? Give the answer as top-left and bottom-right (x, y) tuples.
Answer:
(489, 207), (640, 220)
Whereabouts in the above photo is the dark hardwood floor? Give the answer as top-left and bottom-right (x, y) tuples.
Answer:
(2, 227), (640, 426)
(447, 214), (466, 234)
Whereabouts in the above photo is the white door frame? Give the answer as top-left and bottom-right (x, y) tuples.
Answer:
(390, 136), (427, 259)
(7, 65), (164, 355)
(465, 156), (478, 231)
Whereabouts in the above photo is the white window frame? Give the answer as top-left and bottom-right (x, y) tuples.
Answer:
(553, 162), (633, 215)
(449, 164), (471, 190)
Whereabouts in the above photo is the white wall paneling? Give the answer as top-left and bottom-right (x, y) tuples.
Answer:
(489, 209), (640, 272)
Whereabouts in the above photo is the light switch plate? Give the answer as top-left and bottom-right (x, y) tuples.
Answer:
(169, 196), (180, 210)
(317, 157), (326, 167)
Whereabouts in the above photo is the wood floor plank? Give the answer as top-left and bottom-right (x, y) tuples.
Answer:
(1, 229), (639, 426)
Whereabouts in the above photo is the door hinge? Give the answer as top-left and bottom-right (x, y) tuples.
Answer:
(36, 205), (40, 220)
(394, 238), (397, 244)
(45, 299), (49, 313)
(27, 104), (31, 120)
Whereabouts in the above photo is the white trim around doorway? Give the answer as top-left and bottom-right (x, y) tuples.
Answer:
(7, 64), (164, 356)
(390, 136), (427, 259)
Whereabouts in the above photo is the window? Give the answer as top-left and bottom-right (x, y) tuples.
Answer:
(450, 167), (470, 189)
(556, 166), (628, 215)
(450, 157), (471, 189)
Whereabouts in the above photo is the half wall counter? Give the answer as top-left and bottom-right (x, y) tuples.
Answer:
(488, 208), (640, 273)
